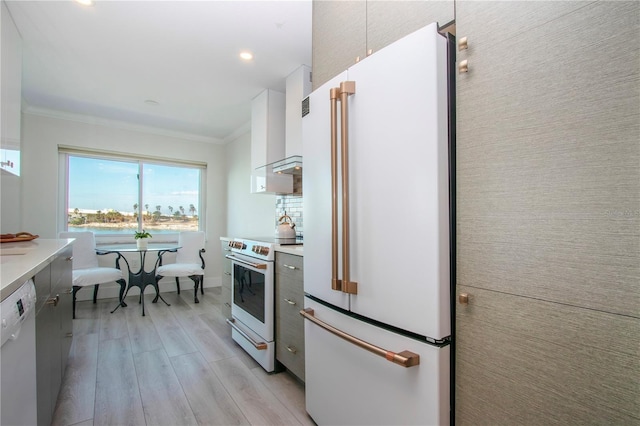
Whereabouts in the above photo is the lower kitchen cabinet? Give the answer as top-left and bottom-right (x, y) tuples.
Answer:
(275, 252), (305, 381)
(220, 240), (232, 319)
(34, 246), (73, 426)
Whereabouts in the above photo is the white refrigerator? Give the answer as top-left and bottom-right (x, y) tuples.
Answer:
(302, 23), (453, 425)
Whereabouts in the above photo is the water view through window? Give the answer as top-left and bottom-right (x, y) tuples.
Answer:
(67, 156), (201, 235)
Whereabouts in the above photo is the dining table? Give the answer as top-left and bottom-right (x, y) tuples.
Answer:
(96, 243), (180, 316)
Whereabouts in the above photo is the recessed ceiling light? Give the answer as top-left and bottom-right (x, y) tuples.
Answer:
(144, 99), (159, 106)
(74, 0), (94, 6)
(240, 51), (254, 61)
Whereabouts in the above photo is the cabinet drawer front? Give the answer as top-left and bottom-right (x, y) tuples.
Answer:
(276, 252), (303, 281)
(276, 316), (305, 381)
(220, 285), (232, 319)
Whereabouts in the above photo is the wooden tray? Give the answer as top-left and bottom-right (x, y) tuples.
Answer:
(0, 234), (39, 243)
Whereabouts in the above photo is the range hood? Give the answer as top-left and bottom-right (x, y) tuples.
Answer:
(250, 65), (310, 194)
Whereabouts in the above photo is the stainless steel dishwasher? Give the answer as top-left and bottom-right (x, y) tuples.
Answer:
(1, 279), (38, 426)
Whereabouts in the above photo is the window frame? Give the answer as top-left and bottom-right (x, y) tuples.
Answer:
(58, 148), (206, 243)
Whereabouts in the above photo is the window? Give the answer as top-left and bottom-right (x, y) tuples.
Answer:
(61, 150), (205, 237)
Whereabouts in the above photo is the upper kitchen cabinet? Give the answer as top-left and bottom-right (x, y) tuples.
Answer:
(250, 89), (293, 194)
(1, 1), (22, 176)
(312, 0), (454, 90)
(285, 65), (312, 158)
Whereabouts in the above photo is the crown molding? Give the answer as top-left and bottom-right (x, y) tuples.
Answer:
(22, 105), (226, 145)
(223, 120), (251, 145)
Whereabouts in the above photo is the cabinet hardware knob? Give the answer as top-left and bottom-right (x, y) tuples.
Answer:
(458, 36), (468, 51)
(367, 49), (373, 56)
(459, 60), (469, 74)
(286, 346), (298, 354)
(459, 293), (469, 305)
(66, 256), (73, 261)
(284, 298), (297, 305)
(66, 289), (73, 294)
(355, 56), (361, 63)
(224, 302), (231, 308)
(224, 272), (231, 276)
(46, 295), (60, 307)
(283, 264), (297, 270)
(66, 332), (73, 338)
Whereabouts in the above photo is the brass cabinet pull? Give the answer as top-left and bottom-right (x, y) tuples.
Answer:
(283, 264), (297, 270)
(367, 49), (373, 56)
(286, 345), (298, 354)
(224, 302), (231, 308)
(66, 288), (73, 294)
(458, 36), (468, 51)
(46, 295), (60, 307)
(300, 308), (420, 368)
(284, 298), (296, 305)
(66, 256), (73, 261)
(226, 318), (267, 350)
(65, 332), (73, 338)
(224, 272), (231, 276)
(459, 293), (469, 305)
(225, 254), (267, 270)
(459, 59), (469, 74)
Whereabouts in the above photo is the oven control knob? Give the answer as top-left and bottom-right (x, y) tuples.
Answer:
(252, 245), (269, 256)
(229, 241), (246, 249)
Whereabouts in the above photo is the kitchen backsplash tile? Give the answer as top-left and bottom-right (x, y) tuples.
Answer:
(276, 174), (303, 237)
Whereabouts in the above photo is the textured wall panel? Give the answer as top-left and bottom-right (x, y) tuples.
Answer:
(456, 1), (640, 316)
(456, 285), (640, 424)
(312, 1), (366, 90)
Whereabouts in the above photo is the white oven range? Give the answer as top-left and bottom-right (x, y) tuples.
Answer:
(225, 238), (277, 372)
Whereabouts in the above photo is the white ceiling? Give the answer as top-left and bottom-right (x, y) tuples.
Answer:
(6, 0), (312, 143)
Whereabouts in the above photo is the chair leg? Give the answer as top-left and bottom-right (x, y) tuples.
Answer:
(175, 277), (181, 294)
(72, 286), (81, 319)
(189, 275), (199, 303)
(200, 277), (204, 295)
(93, 284), (100, 303)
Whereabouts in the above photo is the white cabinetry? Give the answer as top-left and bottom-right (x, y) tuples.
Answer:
(1, 1), (22, 176)
(285, 65), (311, 158)
(250, 89), (293, 193)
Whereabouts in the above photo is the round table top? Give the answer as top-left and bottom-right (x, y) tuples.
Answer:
(96, 244), (181, 253)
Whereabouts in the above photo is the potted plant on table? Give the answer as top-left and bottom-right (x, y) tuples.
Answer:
(134, 229), (152, 249)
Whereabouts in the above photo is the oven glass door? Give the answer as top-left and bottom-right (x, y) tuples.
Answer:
(233, 263), (266, 323)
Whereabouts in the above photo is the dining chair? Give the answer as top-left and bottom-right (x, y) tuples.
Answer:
(156, 231), (206, 303)
(59, 231), (127, 319)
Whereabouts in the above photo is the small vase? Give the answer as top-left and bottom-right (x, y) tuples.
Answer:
(136, 239), (148, 250)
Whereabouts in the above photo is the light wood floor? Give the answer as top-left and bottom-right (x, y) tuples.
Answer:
(52, 287), (315, 426)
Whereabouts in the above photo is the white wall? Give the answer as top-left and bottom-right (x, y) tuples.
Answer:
(20, 112), (227, 297)
(0, 172), (21, 232)
(224, 130), (277, 238)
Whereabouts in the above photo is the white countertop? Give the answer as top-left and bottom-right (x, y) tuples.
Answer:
(274, 245), (304, 256)
(1, 239), (74, 301)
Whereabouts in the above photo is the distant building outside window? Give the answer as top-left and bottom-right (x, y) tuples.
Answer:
(61, 151), (205, 236)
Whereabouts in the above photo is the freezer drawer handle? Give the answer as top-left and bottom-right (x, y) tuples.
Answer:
(225, 254), (267, 270)
(226, 318), (268, 350)
(300, 308), (420, 368)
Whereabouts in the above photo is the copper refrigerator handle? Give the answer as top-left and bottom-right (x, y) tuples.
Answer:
(338, 81), (357, 295)
(300, 308), (420, 368)
(330, 88), (342, 292)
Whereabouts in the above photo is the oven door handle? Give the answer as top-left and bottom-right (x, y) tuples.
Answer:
(225, 254), (267, 270)
(226, 318), (268, 350)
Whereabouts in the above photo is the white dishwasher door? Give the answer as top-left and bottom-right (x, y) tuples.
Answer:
(303, 297), (450, 426)
(1, 280), (38, 426)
